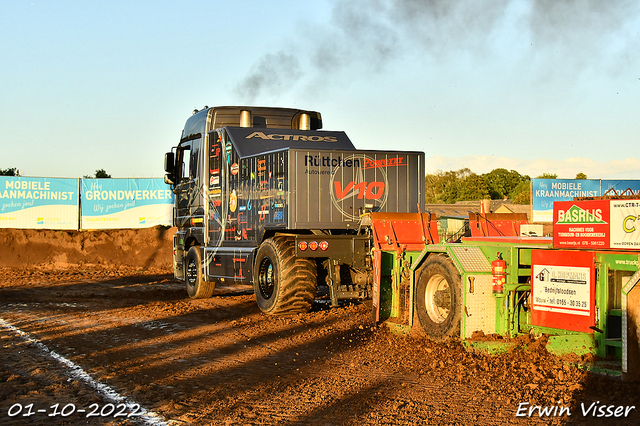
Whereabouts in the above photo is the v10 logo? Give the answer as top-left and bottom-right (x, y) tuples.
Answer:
(334, 181), (385, 200)
(329, 154), (389, 220)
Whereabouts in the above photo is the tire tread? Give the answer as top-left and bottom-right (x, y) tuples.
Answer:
(257, 236), (317, 315)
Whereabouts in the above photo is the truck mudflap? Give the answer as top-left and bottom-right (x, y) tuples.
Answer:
(173, 234), (184, 280)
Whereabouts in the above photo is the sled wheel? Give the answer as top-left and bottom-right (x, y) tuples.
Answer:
(254, 236), (317, 315)
(185, 246), (215, 299)
(415, 254), (461, 340)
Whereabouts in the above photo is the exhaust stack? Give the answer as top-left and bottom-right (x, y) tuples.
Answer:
(299, 113), (310, 130)
(240, 110), (252, 127)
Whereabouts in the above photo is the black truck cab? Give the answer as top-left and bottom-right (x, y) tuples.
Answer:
(165, 106), (424, 314)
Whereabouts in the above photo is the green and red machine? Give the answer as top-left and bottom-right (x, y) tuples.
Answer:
(371, 199), (640, 379)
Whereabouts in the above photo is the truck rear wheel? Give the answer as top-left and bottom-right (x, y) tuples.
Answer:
(185, 246), (215, 299)
(254, 237), (317, 315)
(414, 254), (461, 340)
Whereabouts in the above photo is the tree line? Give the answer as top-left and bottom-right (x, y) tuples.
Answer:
(3, 164), (586, 205)
(0, 168), (111, 178)
(425, 169), (587, 205)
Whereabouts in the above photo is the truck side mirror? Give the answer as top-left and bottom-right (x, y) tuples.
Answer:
(164, 152), (175, 174)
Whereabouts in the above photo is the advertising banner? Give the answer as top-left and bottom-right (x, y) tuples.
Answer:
(0, 177), (79, 229)
(553, 200), (610, 249)
(531, 178), (600, 223)
(531, 249), (595, 333)
(610, 199), (640, 249)
(602, 180), (640, 197)
(81, 179), (173, 229)
(553, 199), (640, 250)
(532, 179), (640, 223)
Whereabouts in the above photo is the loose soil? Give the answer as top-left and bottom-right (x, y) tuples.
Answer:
(0, 227), (638, 425)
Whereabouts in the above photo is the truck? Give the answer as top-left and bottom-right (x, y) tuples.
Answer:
(163, 106), (424, 314)
(164, 106), (640, 379)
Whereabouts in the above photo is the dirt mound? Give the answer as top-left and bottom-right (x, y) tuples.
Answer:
(0, 226), (175, 270)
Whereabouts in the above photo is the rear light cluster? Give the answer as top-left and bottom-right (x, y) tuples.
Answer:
(298, 240), (329, 251)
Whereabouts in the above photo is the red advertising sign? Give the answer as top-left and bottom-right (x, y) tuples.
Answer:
(531, 250), (595, 333)
(553, 200), (610, 249)
(554, 199), (640, 250)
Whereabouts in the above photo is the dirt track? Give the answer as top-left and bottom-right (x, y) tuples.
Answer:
(1, 227), (638, 425)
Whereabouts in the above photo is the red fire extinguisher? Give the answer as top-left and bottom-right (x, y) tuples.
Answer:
(492, 252), (506, 295)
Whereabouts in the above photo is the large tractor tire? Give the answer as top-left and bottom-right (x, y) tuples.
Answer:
(414, 254), (462, 341)
(185, 246), (215, 299)
(253, 236), (317, 315)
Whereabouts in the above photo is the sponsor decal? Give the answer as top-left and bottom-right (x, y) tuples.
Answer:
(233, 257), (246, 277)
(259, 204), (269, 221)
(305, 155), (359, 168)
(328, 154), (389, 220)
(229, 189), (237, 213)
(334, 181), (385, 200)
(246, 131), (337, 142)
(225, 142), (232, 162)
(362, 157), (405, 169)
(231, 163), (239, 176)
(211, 143), (221, 157)
(237, 211), (248, 239)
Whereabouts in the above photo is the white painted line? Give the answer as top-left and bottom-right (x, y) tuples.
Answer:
(0, 317), (170, 426)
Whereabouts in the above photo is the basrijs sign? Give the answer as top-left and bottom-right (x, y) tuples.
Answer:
(556, 205), (608, 225)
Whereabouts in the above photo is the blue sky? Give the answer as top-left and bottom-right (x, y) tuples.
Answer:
(1, 0), (639, 179)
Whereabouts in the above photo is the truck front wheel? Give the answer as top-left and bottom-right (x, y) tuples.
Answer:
(414, 254), (461, 341)
(254, 237), (317, 315)
(185, 246), (215, 299)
